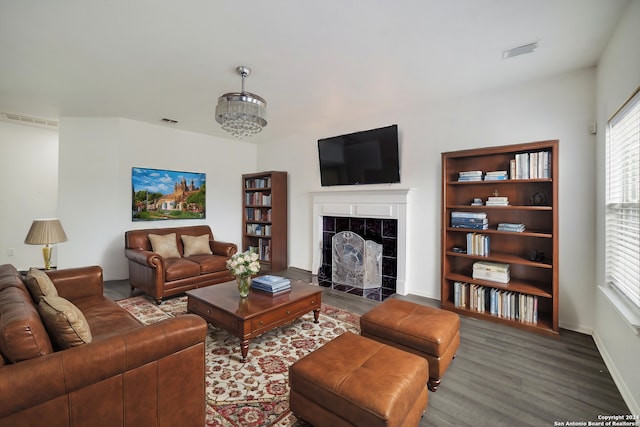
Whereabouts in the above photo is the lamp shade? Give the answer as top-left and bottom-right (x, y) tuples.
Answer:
(24, 219), (68, 245)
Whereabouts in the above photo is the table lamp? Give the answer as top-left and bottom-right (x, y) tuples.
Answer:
(24, 219), (68, 270)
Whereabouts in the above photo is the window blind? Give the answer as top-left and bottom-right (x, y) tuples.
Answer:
(606, 88), (640, 308)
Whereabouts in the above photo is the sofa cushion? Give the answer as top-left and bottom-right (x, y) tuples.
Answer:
(181, 234), (212, 257)
(38, 296), (92, 349)
(73, 295), (143, 341)
(188, 254), (229, 274)
(0, 286), (54, 362)
(24, 268), (58, 302)
(149, 233), (181, 259)
(164, 258), (201, 282)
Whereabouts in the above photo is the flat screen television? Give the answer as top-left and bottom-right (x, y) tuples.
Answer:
(318, 124), (400, 186)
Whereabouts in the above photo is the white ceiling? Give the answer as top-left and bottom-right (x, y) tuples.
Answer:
(0, 0), (629, 142)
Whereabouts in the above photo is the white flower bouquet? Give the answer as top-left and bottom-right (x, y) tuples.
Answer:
(226, 250), (261, 278)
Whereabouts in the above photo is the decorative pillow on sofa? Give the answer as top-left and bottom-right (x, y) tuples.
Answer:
(149, 233), (182, 258)
(25, 268), (58, 302)
(38, 296), (92, 349)
(181, 234), (213, 257)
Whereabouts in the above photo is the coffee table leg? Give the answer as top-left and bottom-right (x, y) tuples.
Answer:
(240, 339), (249, 362)
(313, 308), (320, 323)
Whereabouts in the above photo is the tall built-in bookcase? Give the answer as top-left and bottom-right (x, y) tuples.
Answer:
(242, 171), (287, 273)
(441, 140), (559, 334)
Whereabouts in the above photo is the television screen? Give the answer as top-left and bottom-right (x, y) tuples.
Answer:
(318, 124), (400, 186)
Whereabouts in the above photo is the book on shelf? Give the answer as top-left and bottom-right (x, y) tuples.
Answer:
(473, 261), (510, 283)
(452, 220), (488, 231)
(254, 238), (270, 261)
(513, 151), (551, 179)
(466, 233), (490, 256)
(453, 281), (469, 308)
(483, 171), (508, 181)
(458, 282), (538, 324)
(485, 196), (509, 206)
(244, 177), (272, 188)
(245, 192), (272, 206)
(458, 170), (483, 181)
(451, 211), (488, 219)
(244, 208), (272, 221)
(473, 260), (509, 273)
(451, 212), (489, 229)
(452, 217), (488, 224)
(451, 220), (489, 230)
(497, 223), (526, 232)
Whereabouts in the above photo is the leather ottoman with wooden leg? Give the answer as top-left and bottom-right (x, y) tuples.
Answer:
(289, 331), (429, 427)
(360, 298), (460, 392)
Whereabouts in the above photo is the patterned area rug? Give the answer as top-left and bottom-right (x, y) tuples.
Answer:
(117, 295), (360, 427)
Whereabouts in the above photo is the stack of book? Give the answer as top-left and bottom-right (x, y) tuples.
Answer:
(457, 170), (483, 182)
(451, 212), (488, 230)
(251, 275), (291, 294)
(485, 196), (509, 206)
(483, 170), (508, 181)
(497, 223), (526, 232)
(472, 261), (510, 284)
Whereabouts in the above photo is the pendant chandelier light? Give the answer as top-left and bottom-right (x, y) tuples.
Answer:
(215, 66), (267, 138)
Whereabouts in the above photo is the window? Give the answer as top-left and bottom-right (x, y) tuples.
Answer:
(606, 87), (640, 309)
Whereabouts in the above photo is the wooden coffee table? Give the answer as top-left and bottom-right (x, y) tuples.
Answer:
(186, 280), (322, 362)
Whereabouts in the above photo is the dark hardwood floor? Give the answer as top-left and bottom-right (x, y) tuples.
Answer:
(105, 269), (631, 427)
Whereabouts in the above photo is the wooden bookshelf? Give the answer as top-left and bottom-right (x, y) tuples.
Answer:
(441, 140), (559, 335)
(242, 171), (288, 273)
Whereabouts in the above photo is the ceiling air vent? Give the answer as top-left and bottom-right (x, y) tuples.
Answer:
(0, 112), (59, 129)
(502, 41), (539, 59)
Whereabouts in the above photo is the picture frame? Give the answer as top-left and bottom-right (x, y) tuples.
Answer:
(132, 167), (206, 221)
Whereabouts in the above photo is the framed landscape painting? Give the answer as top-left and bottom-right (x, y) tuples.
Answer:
(132, 167), (206, 221)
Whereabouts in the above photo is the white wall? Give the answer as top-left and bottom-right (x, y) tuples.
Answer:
(593, 0), (640, 416)
(259, 68), (598, 333)
(0, 121), (59, 268)
(57, 117), (257, 280)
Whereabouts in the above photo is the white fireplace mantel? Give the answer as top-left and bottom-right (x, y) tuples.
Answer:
(311, 188), (412, 295)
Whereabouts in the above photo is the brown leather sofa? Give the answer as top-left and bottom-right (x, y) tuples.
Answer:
(125, 225), (237, 303)
(0, 263), (207, 427)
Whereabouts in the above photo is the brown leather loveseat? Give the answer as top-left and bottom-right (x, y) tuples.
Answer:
(125, 225), (237, 303)
(0, 263), (207, 426)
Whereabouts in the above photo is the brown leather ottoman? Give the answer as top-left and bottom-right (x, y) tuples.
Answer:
(289, 331), (429, 427)
(360, 299), (460, 392)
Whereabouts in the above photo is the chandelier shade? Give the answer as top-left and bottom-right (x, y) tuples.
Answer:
(215, 66), (267, 138)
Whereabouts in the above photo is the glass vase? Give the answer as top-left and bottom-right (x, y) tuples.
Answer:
(236, 275), (251, 298)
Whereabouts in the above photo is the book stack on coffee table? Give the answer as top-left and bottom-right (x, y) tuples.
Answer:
(251, 275), (291, 295)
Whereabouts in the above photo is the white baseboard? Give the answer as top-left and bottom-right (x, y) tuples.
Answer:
(592, 329), (640, 417)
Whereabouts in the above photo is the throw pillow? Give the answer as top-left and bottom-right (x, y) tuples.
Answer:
(181, 234), (213, 257)
(148, 233), (181, 258)
(25, 268), (58, 302)
(38, 296), (92, 349)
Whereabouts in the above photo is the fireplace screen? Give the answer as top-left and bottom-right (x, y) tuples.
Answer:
(332, 231), (382, 289)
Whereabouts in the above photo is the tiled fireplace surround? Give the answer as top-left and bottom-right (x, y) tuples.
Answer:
(311, 189), (411, 302)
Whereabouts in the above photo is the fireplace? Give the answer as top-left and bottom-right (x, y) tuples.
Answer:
(311, 189), (411, 300)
